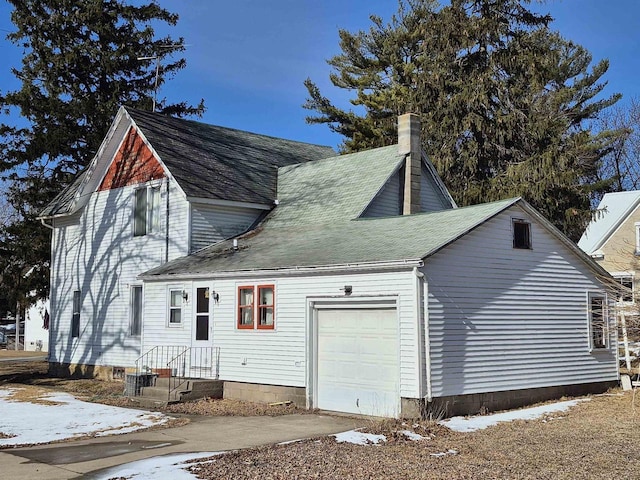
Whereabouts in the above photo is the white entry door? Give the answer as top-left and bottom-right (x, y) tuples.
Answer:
(191, 283), (213, 370)
(316, 307), (399, 417)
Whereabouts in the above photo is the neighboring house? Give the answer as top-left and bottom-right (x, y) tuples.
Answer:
(578, 191), (640, 306)
(41, 108), (618, 417)
(25, 297), (49, 352)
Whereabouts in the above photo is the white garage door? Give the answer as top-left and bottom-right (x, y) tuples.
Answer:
(316, 307), (399, 417)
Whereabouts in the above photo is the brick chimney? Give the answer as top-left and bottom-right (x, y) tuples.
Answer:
(398, 113), (421, 215)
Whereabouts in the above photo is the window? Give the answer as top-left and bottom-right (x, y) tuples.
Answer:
(258, 285), (274, 329)
(130, 285), (142, 336)
(134, 185), (161, 237)
(636, 222), (640, 255)
(237, 286), (255, 329)
(588, 292), (607, 350)
(71, 290), (81, 338)
(513, 219), (531, 249)
(614, 275), (634, 303)
(237, 285), (275, 330)
(169, 289), (182, 325)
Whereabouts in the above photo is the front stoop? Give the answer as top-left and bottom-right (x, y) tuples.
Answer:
(129, 377), (223, 406)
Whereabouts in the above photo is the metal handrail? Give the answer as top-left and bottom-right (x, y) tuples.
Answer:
(167, 346), (220, 401)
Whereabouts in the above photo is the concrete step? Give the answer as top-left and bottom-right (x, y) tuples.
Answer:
(140, 385), (189, 403)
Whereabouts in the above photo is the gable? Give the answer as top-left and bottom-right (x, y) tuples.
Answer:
(362, 156), (454, 218)
(98, 126), (165, 191)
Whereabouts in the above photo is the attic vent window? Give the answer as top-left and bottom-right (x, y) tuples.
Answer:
(512, 219), (531, 249)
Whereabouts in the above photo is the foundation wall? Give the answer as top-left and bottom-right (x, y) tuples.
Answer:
(403, 380), (618, 418)
(223, 381), (306, 407)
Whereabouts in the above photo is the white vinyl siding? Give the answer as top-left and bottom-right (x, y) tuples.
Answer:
(143, 270), (419, 397)
(363, 171), (401, 217)
(190, 203), (262, 252)
(424, 205), (617, 398)
(420, 165), (450, 212)
(48, 178), (189, 367)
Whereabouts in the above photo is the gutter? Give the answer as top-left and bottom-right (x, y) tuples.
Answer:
(140, 258), (424, 281)
(40, 218), (54, 230)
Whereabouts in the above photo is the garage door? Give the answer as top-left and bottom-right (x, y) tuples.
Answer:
(316, 307), (399, 417)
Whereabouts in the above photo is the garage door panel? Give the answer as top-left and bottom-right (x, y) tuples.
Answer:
(316, 308), (399, 417)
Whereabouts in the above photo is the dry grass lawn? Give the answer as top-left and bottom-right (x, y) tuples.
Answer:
(189, 393), (640, 479)
(2, 359), (640, 478)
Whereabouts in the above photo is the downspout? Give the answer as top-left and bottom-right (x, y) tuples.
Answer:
(413, 267), (432, 402)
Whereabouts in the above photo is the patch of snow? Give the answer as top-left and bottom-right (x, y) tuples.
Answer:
(334, 430), (387, 445)
(440, 399), (588, 433)
(430, 449), (458, 458)
(0, 388), (170, 446)
(91, 452), (223, 480)
(400, 430), (425, 441)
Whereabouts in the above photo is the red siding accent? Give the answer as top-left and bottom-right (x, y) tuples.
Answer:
(98, 127), (165, 191)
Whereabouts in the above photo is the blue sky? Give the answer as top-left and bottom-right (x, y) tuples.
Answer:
(0, 0), (638, 150)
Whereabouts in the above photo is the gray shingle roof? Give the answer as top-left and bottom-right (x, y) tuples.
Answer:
(127, 108), (336, 204)
(141, 198), (519, 278)
(40, 108), (336, 217)
(271, 145), (405, 226)
(39, 171), (86, 218)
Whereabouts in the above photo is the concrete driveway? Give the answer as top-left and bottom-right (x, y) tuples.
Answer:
(1, 413), (361, 479)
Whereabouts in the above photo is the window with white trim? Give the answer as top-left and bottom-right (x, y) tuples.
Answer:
(613, 275), (634, 303)
(512, 219), (531, 249)
(130, 285), (143, 336)
(169, 289), (183, 325)
(237, 285), (275, 330)
(588, 292), (607, 350)
(134, 185), (161, 237)
(636, 222), (640, 255)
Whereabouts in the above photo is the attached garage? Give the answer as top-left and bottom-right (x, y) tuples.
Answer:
(313, 302), (400, 417)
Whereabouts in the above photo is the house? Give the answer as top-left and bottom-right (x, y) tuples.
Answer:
(24, 297), (49, 352)
(41, 108), (618, 417)
(578, 191), (640, 304)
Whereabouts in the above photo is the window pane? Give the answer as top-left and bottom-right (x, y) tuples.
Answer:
(196, 315), (209, 340)
(260, 287), (273, 305)
(240, 307), (253, 326)
(197, 287), (209, 313)
(131, 286), (142, 336)
(616, 277), (633, 302)
(170, 309), (181, 324)
(149, 187), (161, 233)
(513, 221), (531, 249)
(134, 188), (147, 236)
(260, 307), (274, 326)
(239, 288), (253, 306)
(590, 296), (605, 349)
(170, 290), (182, 307)
(72, 290), (81, 338)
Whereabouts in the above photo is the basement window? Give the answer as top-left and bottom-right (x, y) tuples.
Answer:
(237, 285), (275, 330)
(512, 219), (531, 249)
(588, 292), (607, 350)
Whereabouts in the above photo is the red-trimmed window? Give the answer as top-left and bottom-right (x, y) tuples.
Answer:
(257, 285), (275, 329)
(237, 285), (275, 330)
(237, 286), (255, 329)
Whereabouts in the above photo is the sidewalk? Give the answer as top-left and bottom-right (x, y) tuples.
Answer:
(1, 413), (361, 479)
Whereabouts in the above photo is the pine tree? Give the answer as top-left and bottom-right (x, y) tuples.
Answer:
(0, 0), (205, 310)
(304, 0), (622, 240)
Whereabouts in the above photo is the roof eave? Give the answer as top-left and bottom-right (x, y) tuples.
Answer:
(139, 258), (424, 281)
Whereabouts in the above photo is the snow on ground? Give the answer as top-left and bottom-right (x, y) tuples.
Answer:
(334, 430), (387, 445)
(91, 452), (223, 480)
(0, 388), (170, 446)
(440, 399), (588, 433)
